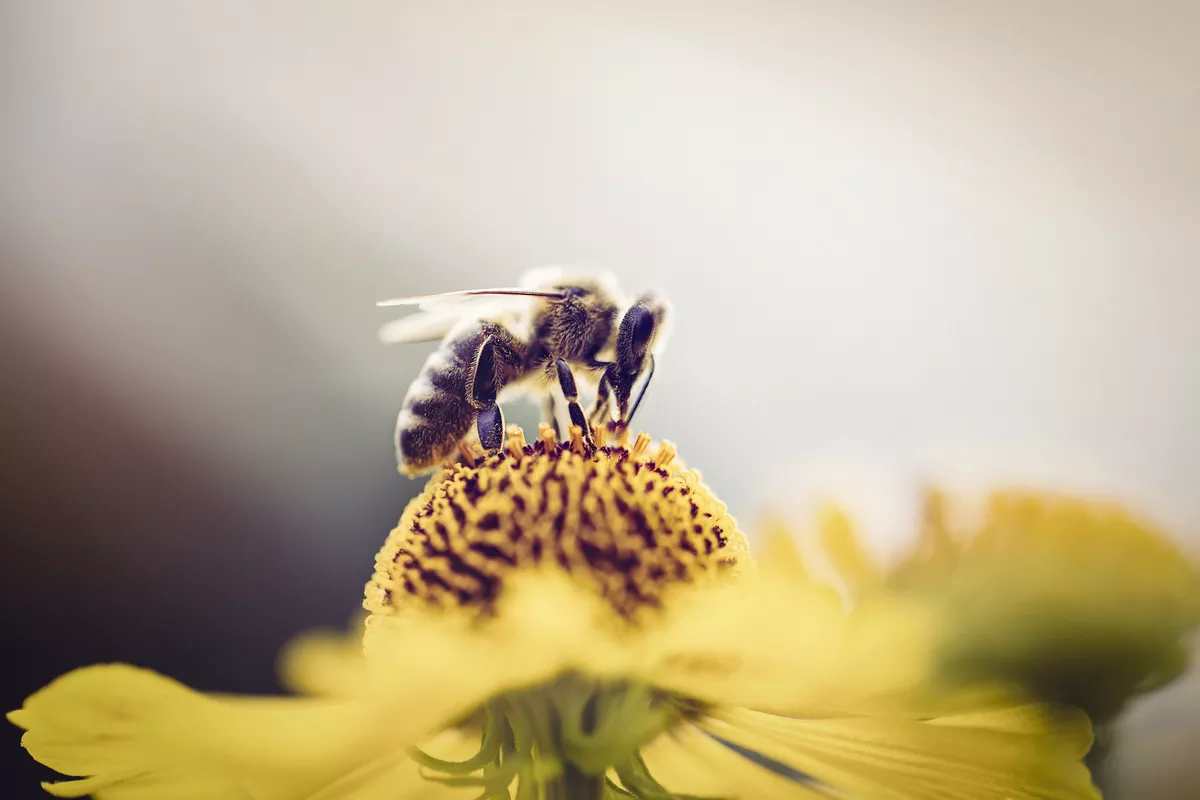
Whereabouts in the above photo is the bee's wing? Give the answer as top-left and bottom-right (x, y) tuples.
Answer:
(376, 287), (562, 344)
(377, 308), (466, 344)
(376, 287), (564, 311)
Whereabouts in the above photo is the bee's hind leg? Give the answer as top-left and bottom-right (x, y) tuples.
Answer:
(476, 404), (505, 453)
(554, 359), (593, 445)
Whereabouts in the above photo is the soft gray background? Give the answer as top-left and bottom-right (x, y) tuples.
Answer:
(2, 2), (1197, 797)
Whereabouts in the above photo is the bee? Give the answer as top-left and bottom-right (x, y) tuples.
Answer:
(377, 269), (671, 475)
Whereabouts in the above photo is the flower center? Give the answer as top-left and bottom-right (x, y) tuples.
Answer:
(365, 425), (747, 620)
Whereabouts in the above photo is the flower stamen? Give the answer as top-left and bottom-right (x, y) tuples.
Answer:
(506, 425), (528, 461)
(593, 423), (610, 448)
(539, 422), (558, 449)
(569, 424), (587, 455)
(654, 441), (677, 470)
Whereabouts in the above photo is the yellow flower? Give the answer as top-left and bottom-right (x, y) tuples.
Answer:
(11, 426), (1100, 799)
(814, 487), (1200, 724)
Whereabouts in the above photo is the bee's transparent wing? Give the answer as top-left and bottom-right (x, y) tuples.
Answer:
(376, 288), (564, 311)
(377, 308), (465, 344)
(376, 287), (563, 344)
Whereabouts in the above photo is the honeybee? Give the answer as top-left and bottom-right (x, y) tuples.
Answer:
(378, 269), (671, 475)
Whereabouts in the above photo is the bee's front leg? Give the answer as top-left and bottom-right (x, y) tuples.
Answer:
(553, 359), (593, 446)
(588, 362), (618, 430)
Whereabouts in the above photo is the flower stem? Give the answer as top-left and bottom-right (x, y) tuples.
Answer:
(554, 762), (605, 800)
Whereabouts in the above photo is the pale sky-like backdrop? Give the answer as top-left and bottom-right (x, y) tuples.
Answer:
(2, 3), (1197, 797)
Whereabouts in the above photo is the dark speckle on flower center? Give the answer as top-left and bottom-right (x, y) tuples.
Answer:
(365, 426), (746, 618)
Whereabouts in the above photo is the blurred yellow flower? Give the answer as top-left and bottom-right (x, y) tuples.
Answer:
(11, 427), (1100, 799)
(814, 488), (1200, 723)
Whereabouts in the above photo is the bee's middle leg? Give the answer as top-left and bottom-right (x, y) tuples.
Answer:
(470, 335), (507, 452)
(554, 359), (592, 443)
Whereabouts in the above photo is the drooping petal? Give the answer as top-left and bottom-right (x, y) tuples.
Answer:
(10, 664), (483, 800)
(302, 729), (484, 800)
(641, 544), (947, 718)
(44, 755), (477, 800)
(933, 492), (1200, 720)
(355, 569), (617, 693)
(42, 771), (250, 799)
(700, 705), (1100, 800)
(818, 505), (881, 593)
(355, 551), (957, 725)
(638, 723), (831, 798)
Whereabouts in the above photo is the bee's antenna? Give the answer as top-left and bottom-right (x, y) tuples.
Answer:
(376, 289), (567, 308)
(625, 355), (656, 427)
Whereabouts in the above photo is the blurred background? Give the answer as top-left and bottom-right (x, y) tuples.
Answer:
(2, 2), (1197, 797)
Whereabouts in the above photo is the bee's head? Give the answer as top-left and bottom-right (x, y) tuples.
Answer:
(613, 293), (671, 417)
(616, 293), (671, 374)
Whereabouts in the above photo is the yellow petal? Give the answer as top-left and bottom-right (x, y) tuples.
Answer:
(643, 572), (942, 717)
(278, 618), (370, 698)
(357, 569), (617, 693)
(818, 504), (881, 592)
(639, 724), (828, 798)
(356, 557), (952, 722)
(304, 729), (483, 800)
(11, 664), (474, 800)
(930, 491), (1200, 719)
(753, 519), (815, 584)
(43, 772), (249, 799)
(704, 705), (1100, 800)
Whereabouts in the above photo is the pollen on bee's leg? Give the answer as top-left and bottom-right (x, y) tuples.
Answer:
(630, 431), (652, 458)
(593, 423), (609, 448)
(538, 423), (558, 450)
(654, 440), (677, 469)
(568, 425), (586, 455)
(506, 425), (527, 460)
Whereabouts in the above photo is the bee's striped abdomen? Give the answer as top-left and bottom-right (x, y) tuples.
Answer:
(395, 332), (482, 475)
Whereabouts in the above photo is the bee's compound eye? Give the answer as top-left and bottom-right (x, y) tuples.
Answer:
(632, 306), (655, 346)
(618, 304), (656, 371)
